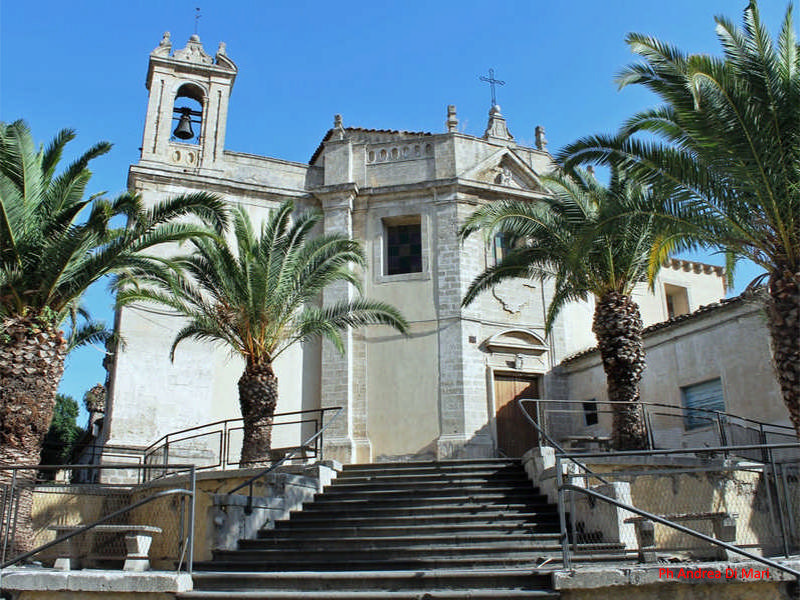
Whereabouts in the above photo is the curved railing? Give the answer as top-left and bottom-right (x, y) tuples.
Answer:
(226, 405), (344, 513)
(516, 397), (610, 485)
(141, 407), (342, 480)
(518, 398), (796, 457)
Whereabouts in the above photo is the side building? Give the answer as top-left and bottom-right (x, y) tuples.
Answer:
(560, 291), (794, 448)
(102, 33), (727, 465)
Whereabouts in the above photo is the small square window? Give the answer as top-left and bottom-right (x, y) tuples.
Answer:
(386, 221), (422, 275)
(665, 283), (690, 319)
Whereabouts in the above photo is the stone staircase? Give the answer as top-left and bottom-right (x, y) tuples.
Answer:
(180, 458), (628, 599)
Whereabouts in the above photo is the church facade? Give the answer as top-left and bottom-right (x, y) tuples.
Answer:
(104, 34), (726, 464)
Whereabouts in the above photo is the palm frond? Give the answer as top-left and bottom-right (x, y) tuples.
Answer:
(116, 199), (407, 367)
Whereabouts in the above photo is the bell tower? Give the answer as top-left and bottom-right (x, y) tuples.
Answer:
(139, 32), (237, 172)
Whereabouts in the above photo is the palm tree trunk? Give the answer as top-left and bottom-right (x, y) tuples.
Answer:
(765, 269), (800, 438)
(0, 316), (68, 556)
(237, 360), (279, 468)
(592, 292), (649, 450)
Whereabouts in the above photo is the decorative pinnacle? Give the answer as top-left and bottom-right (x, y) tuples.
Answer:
(446, 105), (458, 133)
(535, 125), (548, 151)
(333, 114), (345, 140)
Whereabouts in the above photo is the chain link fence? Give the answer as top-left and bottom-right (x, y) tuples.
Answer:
(0, 464), (195, 572)
(554, 445), (799, 568)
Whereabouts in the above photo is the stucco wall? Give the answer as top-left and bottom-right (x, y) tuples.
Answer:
(563, 297), (787, 436)
(108, 182), (318, 450)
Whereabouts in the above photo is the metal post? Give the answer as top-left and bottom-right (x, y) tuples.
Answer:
(717, 413), (728, 455)
(642, 403), (655, 450)
(178, 493), (186, 568)
(768, 449), (792, 558)
(187, 466), (196, 573)
(779, 464), (797, 551)
(319, 413), (325, 462)
(220, 423), (227, 470)
(1, 470), (17, 564)
(555, 456), (571, 571)
(759, 425), (769, 463)
(163, 437), (170, 478)
(535, 400), (543, 448)
(569, 471), (581, 558)
(9, 480), (20, 561)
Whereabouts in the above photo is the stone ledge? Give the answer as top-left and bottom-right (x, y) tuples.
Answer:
(552, 558), (800, 590)
(0, 568), (192, 593)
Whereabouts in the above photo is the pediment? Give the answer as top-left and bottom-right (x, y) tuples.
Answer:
(459, 148), (546, 193)
(484, 329), (548, 356)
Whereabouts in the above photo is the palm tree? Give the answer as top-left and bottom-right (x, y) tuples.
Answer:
(116, 200), (408, 467)
(462, 167), (666, 449)
(0, 120), (227, 553)
(559, 1), (800, 437)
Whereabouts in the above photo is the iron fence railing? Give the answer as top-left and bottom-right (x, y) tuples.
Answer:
(554, 445), (800, 576)
(519, 398), (796, 458)
(517, 398), (800, 585)
(226, 406), (344, 513)
(141, 407), (340, 481)
(0, 464), (196, 573)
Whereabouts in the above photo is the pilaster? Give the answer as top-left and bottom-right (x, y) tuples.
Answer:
(313, 184), (370, 464)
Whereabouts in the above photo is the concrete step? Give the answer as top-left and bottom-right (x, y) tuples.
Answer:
(244, 532), (562, 549)
(189, 568), (555, 591)
(287, 503), (553, 520)
(336, 465), (530, 478)
(181, 589), (560, 600)
(195, 551), (627, 572)
(328, 476), (532, 491)
(225, 541), (624, 560)
(312, 485), (540, 501)
(188, 458), (594, 598)
(261, 521), (560, 537)
(280, 509), (557, 526)
(307, 490), (549, 508)
(341, 459), (520, 472)
(185, 568), (558, 597)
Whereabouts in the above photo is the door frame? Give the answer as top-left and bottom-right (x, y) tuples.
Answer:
(487, 367), (543, 457)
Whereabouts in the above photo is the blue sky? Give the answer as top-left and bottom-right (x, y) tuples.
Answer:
(1, 1), (788, 421)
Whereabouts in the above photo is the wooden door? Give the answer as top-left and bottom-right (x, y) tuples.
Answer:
(494, 374), (539, 457)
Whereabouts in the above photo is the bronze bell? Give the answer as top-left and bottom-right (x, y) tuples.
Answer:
(173, 108), (194, 140)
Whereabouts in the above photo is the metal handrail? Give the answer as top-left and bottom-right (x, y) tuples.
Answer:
(0, 464), (196, 572)
(519, 395), (799, 578)
(226, 405), (344, 512)
(141, 407), (340, 476)
(559, 481), (800, 582)
(517, 398), (610, 485)
(524, 398), (796, 439)
(142, 407), (337, 455)
(559, 441), (800, 460)
(552, 442), (799, 570)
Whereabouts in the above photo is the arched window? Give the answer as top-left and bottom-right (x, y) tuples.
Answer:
(171, 83), (204, 144)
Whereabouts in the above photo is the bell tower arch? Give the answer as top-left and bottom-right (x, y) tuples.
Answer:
(139, 32), (237, 171)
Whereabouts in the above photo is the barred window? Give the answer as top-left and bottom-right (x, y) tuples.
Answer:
(385, 221), (422, 276)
